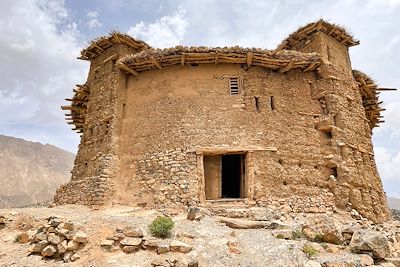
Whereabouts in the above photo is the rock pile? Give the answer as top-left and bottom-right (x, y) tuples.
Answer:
(28, 217), (87, 263)
(101, 226), (192, 255)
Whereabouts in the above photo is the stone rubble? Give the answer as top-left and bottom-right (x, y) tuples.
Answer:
(27, 217), (87, 263)
(100, 226), (193, 255)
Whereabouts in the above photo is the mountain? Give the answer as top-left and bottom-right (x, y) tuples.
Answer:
(388, 197), (400, 210)
(0, 135), (74, 208)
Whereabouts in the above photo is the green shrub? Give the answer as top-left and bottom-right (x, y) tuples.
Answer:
(302, 244), (317, 259)
(276, 234), (285, 239)
(148, 216), (174, 238)
(292, 229), (304, 240)
(313, 233), (325, 243)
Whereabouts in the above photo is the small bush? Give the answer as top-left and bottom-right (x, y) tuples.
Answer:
(276, 234), (285, 239)
(292, 229), (303, 240)
(148, 216), (174, 238)
(313, 233), (325, 243)
(302, 244), (317, 259)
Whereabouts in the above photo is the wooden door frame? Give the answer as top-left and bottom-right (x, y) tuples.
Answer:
(198, 151), (249, 203)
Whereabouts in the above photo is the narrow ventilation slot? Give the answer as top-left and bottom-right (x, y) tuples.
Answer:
(255, 96), (260, 112)
(270, 96), (275, 110)
(229, 78), (239, 95)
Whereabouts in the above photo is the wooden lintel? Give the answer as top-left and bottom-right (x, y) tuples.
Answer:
(246, 52), (253, 67)
(116, 62), (138, 77)
(151, 58), (162, 69)
(278, 61), (294, 73)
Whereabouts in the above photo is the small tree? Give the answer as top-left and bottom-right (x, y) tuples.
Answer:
(148, 216), (174, 238)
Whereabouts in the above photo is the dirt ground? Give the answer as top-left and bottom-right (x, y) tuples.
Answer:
(0, 205), (393, 267)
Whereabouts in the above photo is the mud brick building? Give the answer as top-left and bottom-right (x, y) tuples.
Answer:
(56, 20), (396, 222)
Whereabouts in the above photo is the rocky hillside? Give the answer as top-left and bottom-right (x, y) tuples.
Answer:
(0, 135), (74, 208)
(388, 197), (400, 210)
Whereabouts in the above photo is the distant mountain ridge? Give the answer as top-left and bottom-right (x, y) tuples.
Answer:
(0, 135), (74, 208)
(388, 197), (400, 210)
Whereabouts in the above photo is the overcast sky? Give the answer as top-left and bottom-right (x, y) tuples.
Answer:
(0, 0), (399, 197)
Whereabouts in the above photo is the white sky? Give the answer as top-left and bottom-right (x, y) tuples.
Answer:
(0, 0), (399, 197)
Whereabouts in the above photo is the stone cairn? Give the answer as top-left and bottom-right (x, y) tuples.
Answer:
(101, 226), (192, 255)
(27, 217), (87, 263)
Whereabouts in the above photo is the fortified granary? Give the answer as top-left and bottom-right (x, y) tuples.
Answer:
(55, 20), (397, 223)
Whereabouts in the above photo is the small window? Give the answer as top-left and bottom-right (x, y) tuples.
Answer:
(229, 77), (239, 95)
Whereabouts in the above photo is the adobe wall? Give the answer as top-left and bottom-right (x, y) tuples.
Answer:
(114, 56), (389, 221)
(55, 44), (136, 205)
(55, 31), (390, 222)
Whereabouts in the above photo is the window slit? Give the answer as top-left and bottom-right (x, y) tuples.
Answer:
(270, 96), (275, 110)
(229, 78), (239, 95)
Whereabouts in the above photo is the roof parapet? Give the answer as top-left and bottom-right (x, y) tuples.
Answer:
(79, 31), (150, 61)
(278, 19), (360, 51)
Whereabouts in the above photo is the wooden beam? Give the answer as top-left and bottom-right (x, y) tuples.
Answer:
(102, 53), (118, 65)
(61, 105), (86, 111)
(246, 52), (253, 67)
(93, 43), (104, 52)
(151, 58), (162, 69)
(113, 33), (121, 43)
(278, 61), (294, 73)
(181, 54), (185, 66)
(271, 41), (287, 55)
(376, 88), (397, 91)
(116, 62), (138, 77)
(303, 62), (318, 72)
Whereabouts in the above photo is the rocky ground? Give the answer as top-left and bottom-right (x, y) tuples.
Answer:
(0, 204), (399, 267)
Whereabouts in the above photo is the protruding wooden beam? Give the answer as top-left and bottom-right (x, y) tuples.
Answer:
(151, 58), (162, 69)
(93, 43), (104, 52)
(278, 61), (294, 73)
(116, 62), (138, 77)
(376, 88), (397, 91)
(61, 105), (86, 111)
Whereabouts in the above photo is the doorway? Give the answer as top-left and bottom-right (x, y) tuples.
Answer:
(204, 153), (245, 200)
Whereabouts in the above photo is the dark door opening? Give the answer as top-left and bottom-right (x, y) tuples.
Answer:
(222, 154), (245, 198)
(204, 153), (246, 200)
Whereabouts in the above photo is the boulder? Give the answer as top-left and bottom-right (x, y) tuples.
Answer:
(157, 242), (170, 254)
(71, 253), (80, 262)
(187, 207), (204, 221)
(18, 232), (31, 244)
(170, 240), (192, 253)
(33, 232), (47, 242)
(28, 241), (48, 253)
(0, 216), (5, 224)
(48, 233), (64, 245)
(122, 227), (144, 238)
(41, 245), (57, 257)
(57, 240), (68, 254)
(350, 229), (391, 259)
(101, 239), (114, 247)
(67, 240), (80, 251)
(122, 245), (139, 253)
(120, 237), (142, 247)
(63, 251), (73, 263)
(302, 215), (344, 245)
(219, 217), (268, 229)
(73, 231), (88, 243)
(267, 221), (290, 230)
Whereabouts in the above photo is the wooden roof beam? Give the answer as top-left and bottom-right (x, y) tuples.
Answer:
(246, 52), (253, 67)
(303, 61), (318, 72)
(376, 88), (397, 91)
(278, 61), (294, 73)
(116, 62), (138, 77)
(151, 57), (162, 69)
